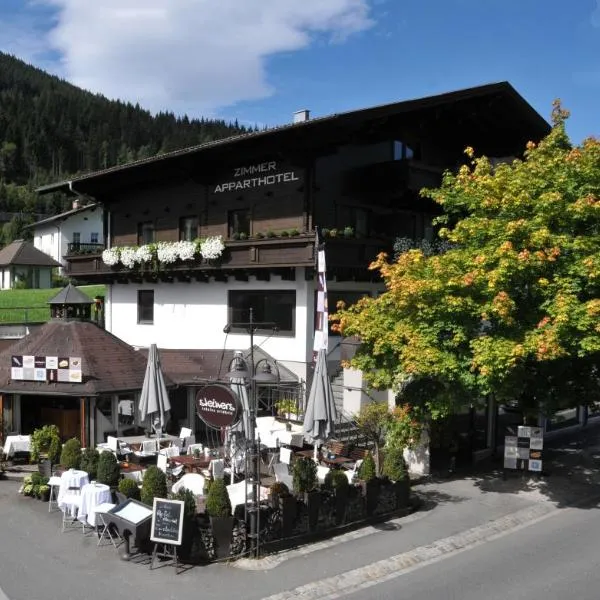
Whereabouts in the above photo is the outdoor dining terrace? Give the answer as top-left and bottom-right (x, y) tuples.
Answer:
(7, 419), (415, 566)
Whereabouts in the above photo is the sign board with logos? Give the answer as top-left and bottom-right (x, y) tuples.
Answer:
(504, 425), (543, 472)
(195, 384), (241, 429)
(10, 355), (83, 383)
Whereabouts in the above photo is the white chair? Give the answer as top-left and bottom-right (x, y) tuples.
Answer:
(182, 436), (195, 452)
(159, 446), (180, 459)
(61, 486), (83, 533)
(142, 439), (158, 454)
(48, 475), (61, 513)
(209, 459), (225, 480)
(344, 459), (364, 485)
(316, 465), (331, 485)
(289, 433), (305, 448)
(279, 447), (292, 465)
(171, 473), (205, 496)
(273, 463), (293, 489)
(179, 427), (192, 439)
(107, 436), (119, 453)
(95, 502), (122, 549)
(157, 453), (168, 474)
(187, 443), (203, 456)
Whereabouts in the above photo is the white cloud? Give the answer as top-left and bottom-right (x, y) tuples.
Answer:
(39, 0), (375, 115)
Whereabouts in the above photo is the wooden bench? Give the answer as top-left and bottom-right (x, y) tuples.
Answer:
(328, 441), (348, 457)
(347, 447), (370, 462)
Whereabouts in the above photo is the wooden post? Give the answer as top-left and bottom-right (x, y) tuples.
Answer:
(0, 393), (4, 444)
(80, 397), (87, 447)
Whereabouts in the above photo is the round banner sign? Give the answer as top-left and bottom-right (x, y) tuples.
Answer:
(195, 384), (241, 429)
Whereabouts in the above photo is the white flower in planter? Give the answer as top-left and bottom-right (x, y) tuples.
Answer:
(120, 247), (137, 269)
(136, 245), (153, 263)
(200, 236), (225, 260)
(157, 242), (178, 264)
(176, 241), (196, 261)
(102, 248), (120, 266)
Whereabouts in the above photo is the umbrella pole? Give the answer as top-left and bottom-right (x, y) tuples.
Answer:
(313, 442), (319, 463)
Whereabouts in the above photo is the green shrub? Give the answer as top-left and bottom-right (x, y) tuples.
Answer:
(289, 228), (300, 236)
(323, 469), (349, 491)
(382, 446), (408, 482)
(37, 484), (50, 499)
(280, 230), (290, 237)
(205, 478), (232, 518)
(292, 457), (318, 494)
(30, 425), (61, 464)
(343, 226), (355, 238)
(171, 488), (197, 519)
(141, 466), (168, 506)
(80, 448), (100, 480)
(358, 452), (376, 481)
(60, 438), (82, 470)
(96, 452), (121, 488)
(269, 481), (290, 497)
(118, 477), (141, 500)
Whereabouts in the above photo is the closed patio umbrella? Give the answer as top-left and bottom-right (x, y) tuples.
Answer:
(138, 344), (171, 435)
(303, 348), (337, 461)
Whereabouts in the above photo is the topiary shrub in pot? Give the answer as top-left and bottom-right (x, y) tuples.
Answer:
(205, 478), (234, 559)
(141, 465), (168, 506)
(80, 448), (100, 480)
(118, 477), (141, 501)
(60, 437), (82, 470)
(358, 452), (380, 516)
(323, 469), (350, 525)
(382, 446), (410, 508)
(269, 481), (296, 537)
(97, 451), (121, 489)
(293, 457), (320, 530)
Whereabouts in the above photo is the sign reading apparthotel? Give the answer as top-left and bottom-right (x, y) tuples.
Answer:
(213, 161), (300, 193)
(195, 384), (241, 429)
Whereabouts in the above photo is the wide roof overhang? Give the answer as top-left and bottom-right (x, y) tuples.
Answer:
(37, 82), (550, 199)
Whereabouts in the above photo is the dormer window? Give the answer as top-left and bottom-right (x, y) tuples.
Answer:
(137, 222), (155, 245)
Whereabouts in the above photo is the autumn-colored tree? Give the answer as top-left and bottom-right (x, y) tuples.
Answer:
(334, 103), (600, 421)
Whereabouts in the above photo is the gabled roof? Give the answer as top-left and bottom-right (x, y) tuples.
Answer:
(0, 320), (174, 396)
(0, 240), (61, 267)
(36, 82), (550, 196)
(49, 284), (93, 305)
(24, 203), (100, 229)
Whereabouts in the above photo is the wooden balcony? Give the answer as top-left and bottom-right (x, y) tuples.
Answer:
(63, 235), (317, 282)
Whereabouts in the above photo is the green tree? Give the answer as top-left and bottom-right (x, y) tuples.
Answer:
(334, 103), (600, 421)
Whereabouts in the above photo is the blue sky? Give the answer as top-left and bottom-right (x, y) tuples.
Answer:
(1, 0), (598, 144)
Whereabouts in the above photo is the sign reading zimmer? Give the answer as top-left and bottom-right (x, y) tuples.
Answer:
(11, 355), (82, 383)
(196, 384), (241, 429)
(213, 161), (300, 193)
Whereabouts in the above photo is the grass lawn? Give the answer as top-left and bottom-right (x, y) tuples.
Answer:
(0, 285), (105, 324)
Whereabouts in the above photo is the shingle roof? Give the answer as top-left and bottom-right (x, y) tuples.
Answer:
(0, 240), (61, 267)
(49, 284), (94, 305)
(139, 347), (299, 386)
(0, 320), (174, 396)
(24, 203), (99, 229)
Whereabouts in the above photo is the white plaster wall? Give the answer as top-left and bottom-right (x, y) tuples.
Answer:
(33, 224), (61, 264)
(106, 268), (312, 376)
(1, 268), (11, 290)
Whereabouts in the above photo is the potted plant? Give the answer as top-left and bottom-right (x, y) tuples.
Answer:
(118, 477), (141, 500)
(80, 448), (100, 480)
(293, 457), (320, 531)
(60, 437), (82, 470)
(343, 226), (355, 238)
(205, 478), (234, 559)
(324, 469), (350, 525)
(275, 398), (299, 420)
(97, 451), (121, 489)
(269, 482), (296, 538)
(140, 465), (168, 506)
(193, 448), (201, 459)
(30, 425), (61, 466)
(358, 452), (379, 516)
(170, 487), (200, 562)
(382, 446), (410, 508)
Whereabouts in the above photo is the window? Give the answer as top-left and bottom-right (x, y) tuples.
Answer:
(228, 290), (295, 335)
(393, 140), (414, 161)
(90, 232), (99, 244)
(179, 216), (198, 241)
(137, 221), (155, 245)
(325, 291), (371, 334)
(228, 209), (250, 238)
(137, 290), (154, 324)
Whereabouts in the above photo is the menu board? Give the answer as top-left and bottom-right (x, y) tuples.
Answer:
(10, 355), (82, 383)
(504, 426), (543, 472)
(150, 498), (185, 546)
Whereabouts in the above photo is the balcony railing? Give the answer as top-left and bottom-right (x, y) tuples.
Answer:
(63, 235), (317, 280)
(67, 242), (105, 255)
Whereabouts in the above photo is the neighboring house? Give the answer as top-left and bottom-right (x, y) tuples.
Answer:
(37, 82), (550, 458)
(27, 200), (103, 272)
(0, 239), (61, 289)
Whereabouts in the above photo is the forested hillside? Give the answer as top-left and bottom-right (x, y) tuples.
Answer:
(0, 52), (251, 244)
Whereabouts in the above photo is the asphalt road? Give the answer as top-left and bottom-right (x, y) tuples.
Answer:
(343, 500), (600, 600)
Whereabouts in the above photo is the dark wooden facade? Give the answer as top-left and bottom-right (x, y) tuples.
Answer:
(49, 83), (549, 282)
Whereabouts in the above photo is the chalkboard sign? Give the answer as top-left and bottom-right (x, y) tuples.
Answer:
(150, 498), (185, 546)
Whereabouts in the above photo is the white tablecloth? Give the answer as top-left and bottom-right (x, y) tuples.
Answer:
(3, 435), (30, 457)
(78, 483), (113, 527)
(57, 469), (89, 512)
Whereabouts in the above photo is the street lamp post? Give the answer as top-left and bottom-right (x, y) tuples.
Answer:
(225, 308), (277, 558)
